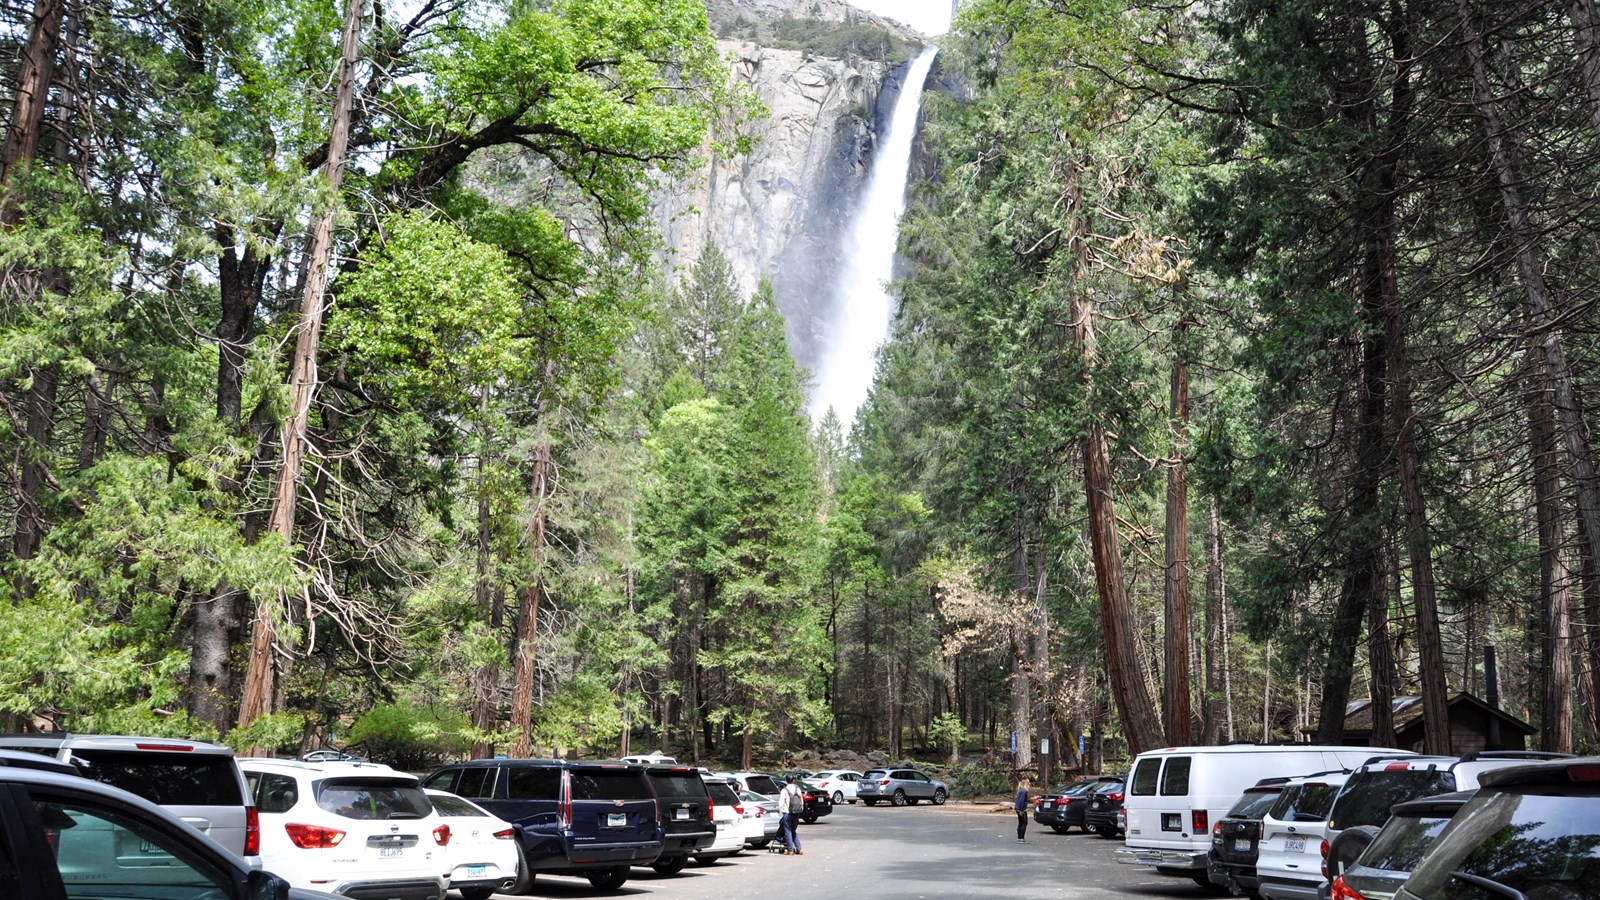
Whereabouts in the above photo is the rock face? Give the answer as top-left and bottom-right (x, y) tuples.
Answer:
(652, 3), (936, 378)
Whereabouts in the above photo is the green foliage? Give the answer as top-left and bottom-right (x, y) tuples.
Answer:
(223, 713), (306, 756)
(347, 702), (471, 770)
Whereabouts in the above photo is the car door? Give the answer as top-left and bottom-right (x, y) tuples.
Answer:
(0, 783), (66, 900)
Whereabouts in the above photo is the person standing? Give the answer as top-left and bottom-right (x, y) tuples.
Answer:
(779, 775), (806, 855)
(1014, 776), (1032, 842)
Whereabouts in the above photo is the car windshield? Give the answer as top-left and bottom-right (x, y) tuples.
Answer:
(70, 750), (243, 806)
(1272, 782), (1342, 822)
(705, 782), (739, 805)
(316, 779), (432, 819)
(1094, 781), (1124, 796)
(1228, 789), (1282, 819)
(745, 775), (781, 795)
(1402, 788), (1600, 900)
(863, 770), (887, 779)
(1358, 812), (1454, 874)
(649, 773), (706, 798)
(429, 794), (487, 817)
(571, 770), (646, 801)
(1331, 769), (1454, 830)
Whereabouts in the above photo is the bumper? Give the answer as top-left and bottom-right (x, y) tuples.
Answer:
(332, 877), (446, 900)
(1259, 876), (1326, 900)
(1209, 860), (1261, 894)
(523, 836), (664, 872)
(659, 829), (715, 854)
(1115, 847), (1207, 871)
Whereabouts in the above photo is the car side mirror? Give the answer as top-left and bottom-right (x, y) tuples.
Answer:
(247, 870), (290, 900)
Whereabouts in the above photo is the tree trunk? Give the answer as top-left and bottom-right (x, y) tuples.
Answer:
(1580, 516), (1600, 738)
(237, 0), (363, 732)
(1163, 335), (1193, 746)
(1569, 0), (1600, 136)
(1010, 539), (1034, 769)
(1074, 288), (1164, 757)
(1458, 0), (1600, 599)
(1202, 501), (1224, 744)
(510, 435), (552, 758)
(1530, 352), (1576, 753)
(1367, 571), (1397, 748)
(0, 0), (65, 193)
(471, 407), (499, 757)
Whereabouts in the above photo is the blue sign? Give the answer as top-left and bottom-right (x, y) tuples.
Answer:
(1010, 731), (1017, 755)
(1079, 735), (1086, 756)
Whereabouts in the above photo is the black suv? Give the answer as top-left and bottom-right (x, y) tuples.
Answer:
(1394, 757), (1600, 900)
(425, 759), (662, 892)
(1208, 779), (1289, 895)
(640, 765), (713, 875)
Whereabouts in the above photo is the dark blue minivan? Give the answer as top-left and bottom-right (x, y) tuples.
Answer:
(424, 759), (662, 892)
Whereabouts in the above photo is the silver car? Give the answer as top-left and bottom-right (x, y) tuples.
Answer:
(856, 768), (948, 807)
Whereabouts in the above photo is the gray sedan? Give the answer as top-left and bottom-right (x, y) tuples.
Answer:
(856, 768), (948, 806)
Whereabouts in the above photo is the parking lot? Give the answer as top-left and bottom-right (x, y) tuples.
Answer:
(486, 801), (1209, 900)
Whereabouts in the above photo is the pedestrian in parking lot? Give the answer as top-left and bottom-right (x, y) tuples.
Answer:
(1014, 776), (1032, 842)
(779, 774), (806, 854)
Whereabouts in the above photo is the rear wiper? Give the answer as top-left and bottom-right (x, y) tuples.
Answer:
(1448, 872), (1526, 900)
(387, 812), (422, 819)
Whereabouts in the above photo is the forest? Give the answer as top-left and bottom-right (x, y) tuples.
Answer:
(1, 0), (1597, 772)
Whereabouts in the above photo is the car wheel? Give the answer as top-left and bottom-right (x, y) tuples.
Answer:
(892, 789), (907, 807)
(651, 855), (687, 875)
(507, 842), (536, 893)
(932, 789), (947, 806)
(752, 839), (771, 849)
(864, 799), (877, 806)
(693, 854), (719, 865)
(832, 790), (844, 804)
(803, 814), (818, 824)
(586, 866), (629, 891)
(1051, 824), (1070, 834)
(1094, 825), (1117, 838)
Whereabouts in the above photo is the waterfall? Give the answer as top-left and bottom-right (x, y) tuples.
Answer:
(808, 46), (938, 428)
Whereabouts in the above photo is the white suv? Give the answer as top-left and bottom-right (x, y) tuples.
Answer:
(242, 757), (449, 900)
(1256, 770), (1352, 900)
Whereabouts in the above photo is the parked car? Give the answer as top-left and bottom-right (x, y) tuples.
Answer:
(739, 788), (781, 848)
(1034, 780), (1102, 834)
(1115, 744), (1410, 888)
(0, 732), (260, 863)
(716, 770), (784, 797)
(1208, 779), (1290, 895)
(1256, 771), (1353, 900)
(856, 768), (949, 806)
(1322, 750), (1570, 879)
(1393, 757), (1600, 900)
(423, 758), (661, 892)
(639, 764), (715, 875)
(300, 749), (364, 763)
(243, 757), (448, 900)
(1324, 791), (1472, 900)
(0, 762), (338, 900)
(619, 752), (678, 766)
(696, 778), (747, 863)
(1084, 777), (1129, 837)
(424, 788), (520, 900)
(797, 779), (835, 823)
(811, 769), (865, 804)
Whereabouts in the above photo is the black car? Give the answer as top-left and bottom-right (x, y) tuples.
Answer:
(0, 756), (332, 900)
(425, 759), (662, 892)
(798, 779), (835, 823)
(1394, 757), (1600, 900)
(1208, 779), (1289, 895)
(640, 765), (715, 875)
(1083, 777), (1127, 837)
(1034, 780), (1102, 834)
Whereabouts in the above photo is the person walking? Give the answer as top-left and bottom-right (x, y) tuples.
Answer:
(1014, 776), (1032, 842)
(778, 775), (806, 855)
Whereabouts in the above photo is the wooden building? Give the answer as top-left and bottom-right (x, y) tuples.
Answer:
(1309, 692), (1536, 754)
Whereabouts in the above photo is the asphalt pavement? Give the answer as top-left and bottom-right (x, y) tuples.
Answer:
(487, 801), (1219, 899)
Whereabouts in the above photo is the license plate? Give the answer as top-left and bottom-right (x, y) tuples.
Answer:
(466, 865), (487, 877)
(1234, 838), (1251, 852)
(607, 812), (627, 828)
(380, 846), (402, 859)
(1091, 801), (1102, 809)
(1284, 836), (1306, 853)
(675, 808), (689, 820)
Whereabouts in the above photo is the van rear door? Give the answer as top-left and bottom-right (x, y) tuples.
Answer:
(567, 767), (657, 848)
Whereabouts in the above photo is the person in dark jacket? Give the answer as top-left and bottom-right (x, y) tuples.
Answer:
(1014, 776), (1032, 842)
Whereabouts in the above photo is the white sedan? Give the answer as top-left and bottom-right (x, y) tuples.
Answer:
(424, 788), (520, 900)
(739, 789), (780, 848)
(810, 769), (865, 804)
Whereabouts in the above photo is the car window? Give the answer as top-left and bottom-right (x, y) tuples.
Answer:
(570, 771), (645, 801)
(315, 780), (431, 820)
(1330, 769), (1453, 830)
(69, 750), (243, 806)
(1359, 813), (1454, 873)
(648, 773), (706, 798)
(863, 770), (887, 779)
(39, 798), (235, 899)
(1228, 790), (1282, 819)
(1403, 789), (1600, 900)
(452, 767), (497, 799)
(506, 767), (559, 800)
(0, 812), (17, 897)
(249, 772), (298, 813)
(1131, 758), (1162, 796)
(745, 776), (781, 795)
(706, 782), (739, 805)
(429, 794), (487, 817)
(1159, 756), (1192, 795)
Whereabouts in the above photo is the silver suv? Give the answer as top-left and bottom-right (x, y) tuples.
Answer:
(856, 768), (948, 807)
(0, 733), (258, 862)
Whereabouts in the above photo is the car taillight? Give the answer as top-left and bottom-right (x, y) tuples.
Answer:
(493, 828), (515, 840)
(1193, 811), (1209, 834)
(285, 823), (345, 849)
(1384, 763), (1411, 771)
(1212, 821), (1222, 835)
(1331, 876), (1368, 900)
(879, 779), (890, 786)
(804, 793), (815, 801)
(707, 795), (714, 822)
(134, 743), (193, 752)
(558, 775), (572, 830)
(1256, 821), (1265, 840)
(244, 806), (260, 856)
(433, 823), (451, 846)
(1109, 792), (1124, 802)
(734, 803), (745, 815)
(1320, 839), (1330, 877)
(1568, 764), (1600, 782)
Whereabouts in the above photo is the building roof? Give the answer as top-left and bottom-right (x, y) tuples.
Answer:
(1316, 692), (1536, 737)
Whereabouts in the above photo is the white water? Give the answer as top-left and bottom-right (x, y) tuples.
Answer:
(808, 47), (938, 428)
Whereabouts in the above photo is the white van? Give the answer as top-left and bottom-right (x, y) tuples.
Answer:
(1113, 744), (1411, 887)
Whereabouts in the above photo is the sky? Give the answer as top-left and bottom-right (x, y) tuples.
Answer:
(848, 0), (952, 36)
